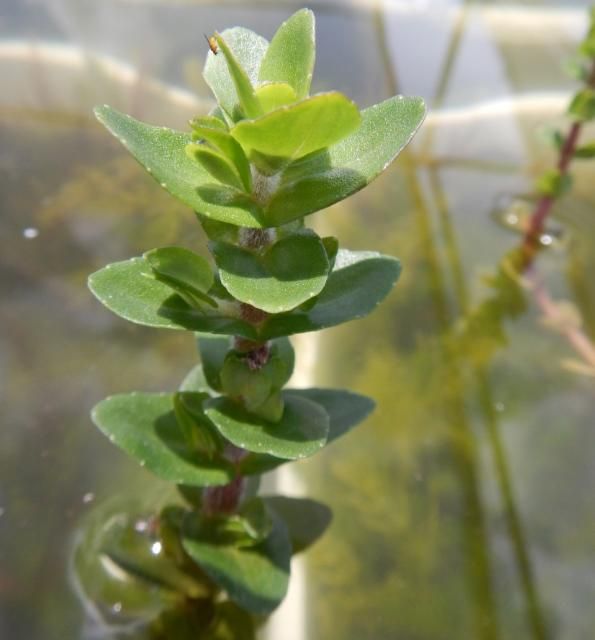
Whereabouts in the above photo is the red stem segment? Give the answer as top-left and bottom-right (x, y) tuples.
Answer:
(522, 62), (595, 264)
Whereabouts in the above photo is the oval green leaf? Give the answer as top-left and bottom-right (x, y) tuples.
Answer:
(190, 123), (252, 191)
(258, 8), (315, 100)
(239, 387), (375, 475)
(205, 393), (329, 460)
(259, 249), (401, 339)
(91, 393), (234, 486)
(182, 510), (291, 614)
(188, 145), (246, 191)
(231, 92), (360, 160)
(144, 246), (215, 307)
(255, 82), (297, 113)
(88, 257), (258, 339)
(211, 230), (330, 313)
(93, 106), (265, 227)
(263, 496), (332, 554)
(264, 96), (426, 226)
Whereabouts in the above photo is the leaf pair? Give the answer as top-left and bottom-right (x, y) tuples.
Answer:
(181, 496), (331, 614)
(94, 95), (423, 228)
(88, 249), (401, 339)
(91, 386), (375, 486)
(204, 9), (315, 123)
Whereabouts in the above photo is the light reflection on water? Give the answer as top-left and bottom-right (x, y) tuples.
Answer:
(1, 1), (595, 639)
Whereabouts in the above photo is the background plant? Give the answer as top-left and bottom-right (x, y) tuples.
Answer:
(76, 9), (424, 637)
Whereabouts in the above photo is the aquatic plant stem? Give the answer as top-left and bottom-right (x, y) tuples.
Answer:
(522, 61), (595, 265)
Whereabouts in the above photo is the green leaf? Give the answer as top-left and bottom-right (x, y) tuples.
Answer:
(568, 88), (595, 121)
(258, 8), (315, 99)
(239, 387), (375, 475)
(255, 82), (298, 112)
(93, 106), (265, 227)
(88, 257), (258, 339)
(182, 510), (291, 614)
(205, 393), (329, 459)
(264, 96), (426, 226)
(204, 28), (268, 123)
(259, 249), (401, 339)
(144, 247), (215, 308)
(173, 392), (221, 458)
(231, 92), (360, 160)
(214, 33), (263, 119)
(190, 121), (252, 191)
(187, 145), (246, 192)
(211, 230), (330, 313)
(536, 169), (572, 198)
(91, 393), (234, 486)
(575, 142), (595, 158)
(198, 335), (232, 392)
(263, 496), (332, 553)
(220, 353), (274, 411)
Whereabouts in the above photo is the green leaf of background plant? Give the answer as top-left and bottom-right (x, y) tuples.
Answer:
(91, 393), (234, 486)
(212, 230), (330, 313)
(94, 106), (265, 227)
(205, 393), (329, 459)
(264, 96), (426, 226)
(231, 92), (360, 160)
(258, 8), (315, 99)
(568, 88), (595, 121)
(263, 496), (332, 553)
(259, 250), (401, 339)
(204, 28), (268, 123)
(182, 510), (291, 614)
(239, 387), (375, 475)
(574, 142), (595, 158)
(88, 257), (258, 339)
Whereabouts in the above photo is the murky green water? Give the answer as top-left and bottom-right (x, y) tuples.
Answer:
(2, 1), (595, 639)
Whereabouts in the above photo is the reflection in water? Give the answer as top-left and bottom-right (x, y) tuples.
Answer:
(2, 1), (595, 639)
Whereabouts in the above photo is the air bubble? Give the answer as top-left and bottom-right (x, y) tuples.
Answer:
(23, 227), (39, 239)
(150, 541), (162, 556)
(82, 492), (95, 504)
(112, 602), (122, 613)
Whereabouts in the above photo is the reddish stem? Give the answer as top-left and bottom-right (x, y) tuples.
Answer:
(521, 61), (595, 265)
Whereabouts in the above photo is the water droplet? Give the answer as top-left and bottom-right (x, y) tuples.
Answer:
(134, 519), (148, 533)
(539, 234), (554, 246)
(139, 460), (146, 467)
(121, 138), (127, 144)
(150, 541), (162, 556)
(112, 602), (122, 613)
(147, 167), (152, 173)
(82, 492), (95, 504)
(109, 435), (116, 442)
(160, 182), (167, 188)
(494, 402), (505, 413)
(23, 227), (39, 239)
